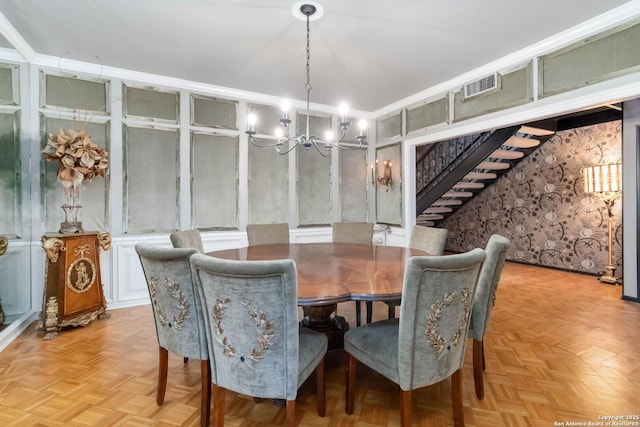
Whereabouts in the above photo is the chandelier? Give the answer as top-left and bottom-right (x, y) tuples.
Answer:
(245, 2), (368, 157)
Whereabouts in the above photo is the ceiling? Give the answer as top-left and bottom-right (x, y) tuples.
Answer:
(0, 0), (634, 112)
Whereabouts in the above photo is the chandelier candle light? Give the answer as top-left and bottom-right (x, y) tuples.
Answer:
(582, 163), (622, 284)
(246, 2), (367, 156)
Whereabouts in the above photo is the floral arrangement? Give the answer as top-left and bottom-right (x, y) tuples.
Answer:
(41, 128), (109, 198)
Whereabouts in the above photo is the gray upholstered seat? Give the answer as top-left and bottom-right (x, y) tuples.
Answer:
(468, 234), (510, 399)
(384, 225), (449, 319)
(345, 248), (486, 427)
(331, 222), (374, 326)
(246, 223), (290, 246)
(170, 229), (205, 253)
(190, 254), (327, 427)
(135, 243), (211, 427)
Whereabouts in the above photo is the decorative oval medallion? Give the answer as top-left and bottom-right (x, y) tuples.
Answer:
(66, 258), (97, 293)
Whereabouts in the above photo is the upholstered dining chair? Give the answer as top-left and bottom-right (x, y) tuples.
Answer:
(332, 222), (374, 326)
(246, 223), (290, 246)
(345, 248), (486, 427)
(190, 254), (327, 427)
(383, 225), (449, 319)
(170, 229), (204, 253)
(469, 234), (510, 399)
(135, 244), (211, 427)
(331, 222), (374, 244)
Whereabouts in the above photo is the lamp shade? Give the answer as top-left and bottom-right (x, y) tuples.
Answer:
(582, 163), (622, 194)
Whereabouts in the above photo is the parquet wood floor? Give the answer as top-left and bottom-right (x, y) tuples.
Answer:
(1, 262), (639, 426)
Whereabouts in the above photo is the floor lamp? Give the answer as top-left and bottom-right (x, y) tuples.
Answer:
(582, 163), (622, 284)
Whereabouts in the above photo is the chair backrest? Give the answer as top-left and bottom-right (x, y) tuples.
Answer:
(468, 234), (510, 341)
(332, 222), (374, 244)
(170, 229), (204, 253)
(409, 225), (448, 255)
(135, 243), (208, 360)
(397, 248), (486, 390)
(246, 223), (290, 246)
(190, 253), (301, 400)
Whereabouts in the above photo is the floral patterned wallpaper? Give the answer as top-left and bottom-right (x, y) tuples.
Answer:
(442, 120), (622, 278)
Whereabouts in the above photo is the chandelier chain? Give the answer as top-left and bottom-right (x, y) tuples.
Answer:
(305, 14), (311, 92)
(245, 2), (367, 156)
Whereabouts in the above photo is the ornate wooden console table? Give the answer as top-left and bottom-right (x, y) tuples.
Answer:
(38, 231), (111, 339)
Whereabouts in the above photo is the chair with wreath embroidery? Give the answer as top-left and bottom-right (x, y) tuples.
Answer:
(135, 244), (211, 427)
(468, 234), (510, 399)
(344, 248), (486, 427)
(170, 229), (205, 253)
(246, 223), (290, 246)
(190, 253), (327, 427)
(383, 225), (449, 319)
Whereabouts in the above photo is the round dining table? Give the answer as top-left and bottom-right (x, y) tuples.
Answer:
(207, 242), (426, 349)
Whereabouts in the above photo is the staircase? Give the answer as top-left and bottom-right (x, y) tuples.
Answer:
(416, 124), (555, 226)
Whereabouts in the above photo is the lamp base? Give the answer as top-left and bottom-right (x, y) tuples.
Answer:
(598, 274), (620, 285)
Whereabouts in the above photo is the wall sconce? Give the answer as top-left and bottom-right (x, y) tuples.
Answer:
(371, 159), (392, 191)
(582, 163), (622, 284)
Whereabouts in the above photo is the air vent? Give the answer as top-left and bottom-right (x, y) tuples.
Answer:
(464, 73), (500, 99)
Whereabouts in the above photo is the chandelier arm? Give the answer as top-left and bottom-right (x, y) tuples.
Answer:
(272, 138), (300, 156)
(309, 138), (329, 157)
(249, 136), (287, 148)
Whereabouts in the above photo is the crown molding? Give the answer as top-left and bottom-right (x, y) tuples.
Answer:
(374, 0), (640, 118)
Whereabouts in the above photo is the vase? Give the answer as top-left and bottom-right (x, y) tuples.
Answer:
(60, 184), (83, 234)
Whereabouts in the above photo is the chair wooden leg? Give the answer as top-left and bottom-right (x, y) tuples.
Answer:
(400, 389), (412, 427)
(212, 384), (225, 427)
(482, 340), (486, 371)
(473, 338), (485, 399)
(365, 301), (373, 324)
(316, 357), (326, 417)
(345, 353), (357, 414)
(285, 399), (296, 427)
(387, 302), (395, 319)
(355, 301), (362, 327)
(451, 369), (464, 427)
(200, 360), (212, 427)
(157, 346), (168, 405)
(184, 357), (189, 364)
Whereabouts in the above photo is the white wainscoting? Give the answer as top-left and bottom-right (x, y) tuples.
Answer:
(1, 226), (407, 350)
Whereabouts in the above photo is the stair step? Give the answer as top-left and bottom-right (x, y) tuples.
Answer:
(425, 207), (453, 214)
(491, 149), (524, 160)
(503, 136), (540, 149)
(418, 214), (444, 221)
(416, 220), (436, 227)
(465, 172), (497, 180)
(442, 191), (473, 198)
(432, 199), (463, 206)
(477, 161), (510, 170)
(453, 182), (485, 189)
(519, 125), (555, 136)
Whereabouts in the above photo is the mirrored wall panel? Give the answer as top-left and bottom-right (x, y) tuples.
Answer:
(0, 111), (20, 237)
(191, 94), (237, 130)
(339, 148), (368, 222)
(123, 125), (179, 233)
(248, 138), (288, 224)
(297, 113), (331, 226)
(191, 132), (239, 229)
(42, 73), (108, 114)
